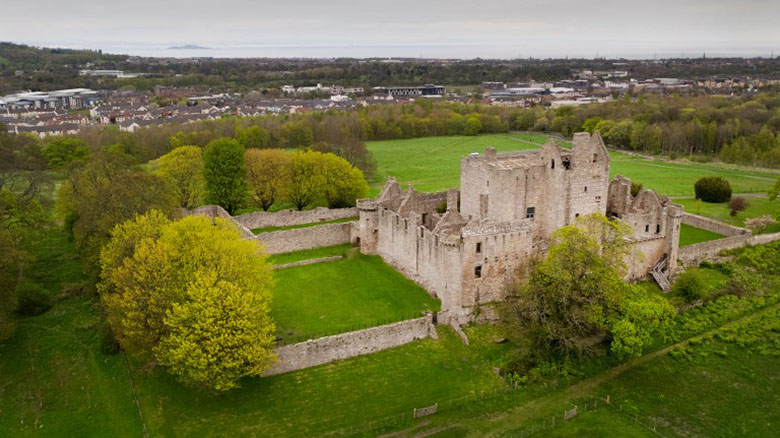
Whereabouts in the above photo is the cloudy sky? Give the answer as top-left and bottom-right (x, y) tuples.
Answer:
(2, 0), (778, 58)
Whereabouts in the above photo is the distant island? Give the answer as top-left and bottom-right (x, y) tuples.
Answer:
(168, 44), (210, 50)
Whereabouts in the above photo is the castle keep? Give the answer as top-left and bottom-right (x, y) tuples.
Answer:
(358, 132), (683, 323)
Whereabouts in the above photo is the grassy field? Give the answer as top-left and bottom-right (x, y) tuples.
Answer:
(130, 325), (509, 438)
(676, 196), (780, 234)
(0, 230), (142, 437)
(678, 223), (725, 247)
(268, 243), (354, 265)
(271, 252), (440, 340)
(366, 134), (779, 197)
(252, 217), (357, 234)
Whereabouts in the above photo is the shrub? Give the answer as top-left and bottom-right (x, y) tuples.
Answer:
(436, 200), (447, 214)
(689, 154), (713, 163)
(630, 182), (643, 197)
(672, 269), (706, 302)
(694, 177), (732, 203)
(16, 283), (53, 316)
(728, 196), (749, 216)
(745, 215), (776, 233)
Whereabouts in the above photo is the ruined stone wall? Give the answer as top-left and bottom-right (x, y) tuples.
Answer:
(233, 207), (358, 230)
(625, 236), (668, 280)
(181, 205), (254, 238)
(678, 232), (780, 266)
(681, 213), (749, 237)
(252, 222), (355, 254)
(374, 208), (464, 314)
(263, 314), (437, 376)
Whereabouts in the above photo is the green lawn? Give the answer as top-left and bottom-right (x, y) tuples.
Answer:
(676, 196), (780, 234)
(678, 223), (725, 247)
(271, 252), (440, 340)
(130, 325), (509, 438)
(269, 243), (354, 265)
(251, 217), (357, 234)
(367, 134), (778, 197)
(0, 230), (142, 438)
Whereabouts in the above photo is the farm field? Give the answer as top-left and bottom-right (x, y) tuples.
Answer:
(678, 223), (724, 247)
(271, 252), (440, 340)
(366, 134), (778, 197)
(676, 196), (780, 234)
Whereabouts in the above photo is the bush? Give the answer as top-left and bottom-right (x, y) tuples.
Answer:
(16, 283), (53, 316)
(690, 154), (713, 163)
(672, 269), (706, 302)
(728, 196), (749, 216)
(630, 182), (643, 197)
(694, 177), (732, 203)
(745, 215), (776, 233)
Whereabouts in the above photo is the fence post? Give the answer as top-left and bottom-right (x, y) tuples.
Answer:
(606, 394), (610, 404)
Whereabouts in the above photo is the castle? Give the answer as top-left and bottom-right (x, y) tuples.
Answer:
(357, 132), (683, 323)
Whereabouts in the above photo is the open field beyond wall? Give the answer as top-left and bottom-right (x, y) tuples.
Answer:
(367, 134), (779, 197)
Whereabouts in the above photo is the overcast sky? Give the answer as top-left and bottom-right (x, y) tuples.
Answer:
(2, 0), (778, 59)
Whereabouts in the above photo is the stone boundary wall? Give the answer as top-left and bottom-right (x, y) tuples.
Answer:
(252, 222), (355, 254)
(681, 212), (749, 237)
(234, 207), (358, 230)
(273, 256), (343, 270)
(180, 205), (254, 238)
(263, 313), (437, 376)
(678, 231), (780, 265)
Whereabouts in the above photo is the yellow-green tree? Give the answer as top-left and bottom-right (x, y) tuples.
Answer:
(318, 153), (369, 208)
(99, 213), (275, 391)
(286, 150), (322, 210)
(154, 146), (206, 209)
(245, 149), (291, 211)
(155, 271), (275, 391)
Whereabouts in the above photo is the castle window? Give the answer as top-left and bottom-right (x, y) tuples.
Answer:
(526, 207), (535, 219)
(476, 242), (482, 254)
(656, 224), (661, 234)
(551, 159), (555, 169)
(474, 265), (482, 279)
(575, 213), (580, 218)
(645, 224), (650, 233)
(593, 153), (598, 163)
(596, 196), (601, 201)
(421, 228), (425, 238)
(584, 186), (588, 192)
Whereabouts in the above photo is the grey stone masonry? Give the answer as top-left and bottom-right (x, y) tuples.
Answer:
(234, 207), (358, 230)
(263, 313), (438, 376)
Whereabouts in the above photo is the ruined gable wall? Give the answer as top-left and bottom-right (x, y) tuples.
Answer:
(374, 207), (463, 312)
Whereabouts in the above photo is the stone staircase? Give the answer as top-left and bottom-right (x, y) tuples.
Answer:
(650, 257), (671, 292)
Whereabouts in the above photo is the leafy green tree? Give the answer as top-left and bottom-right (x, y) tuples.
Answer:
(203, 138), (247, 214)
(100, 214), (275, 390)
(245, 148), (291, 211)
(0, 230), (23, 340)
(769, 175), (780, 201)
(286, 150), (321, 210)
(41, 137), (89, 168)
(501, 214), (673, 369)
(155, 146), (206, 209)
(237, 125), (271, 149)
(463, 116), (482, 136)
(694, 177), (732, 203)
(318, 153), (369, 208)
(58, 151), (177, 270)
(280, 121), (314, 148)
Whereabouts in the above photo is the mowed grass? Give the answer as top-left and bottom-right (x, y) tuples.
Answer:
(251, 217), (357, 234)
(367, 134), (778, 197)
(268, 243), (353, 265)
(676, 196), (780, 234)
(271, 252), (440, 339)
(678, 223), (724, 247)
(0, 230), (142, 437)
(131, 325), (509, 438)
